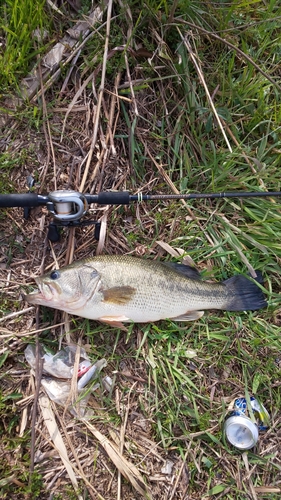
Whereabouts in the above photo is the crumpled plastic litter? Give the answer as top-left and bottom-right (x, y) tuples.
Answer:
(25, 344), (94, 379)
(25, 344), (107, 415)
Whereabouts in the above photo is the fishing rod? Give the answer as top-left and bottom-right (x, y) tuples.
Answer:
(1, 186), (281, 242)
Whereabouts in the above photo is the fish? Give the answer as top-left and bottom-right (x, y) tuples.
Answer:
(24, 255), (267, 326)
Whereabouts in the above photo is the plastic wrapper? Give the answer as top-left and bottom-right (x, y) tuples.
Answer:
(25, 344), (107, 413)
(25, 344), (92, 378)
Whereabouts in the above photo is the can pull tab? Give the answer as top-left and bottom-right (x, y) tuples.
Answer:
(47, 190), (88, 221)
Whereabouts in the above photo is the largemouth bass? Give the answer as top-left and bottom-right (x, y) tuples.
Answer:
(25, 255), (267, 326)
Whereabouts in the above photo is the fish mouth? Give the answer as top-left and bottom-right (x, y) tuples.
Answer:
(24, 281), (61, 305)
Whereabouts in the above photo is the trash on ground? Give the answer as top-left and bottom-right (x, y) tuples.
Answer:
(103, 375), (113, 392)
(161, 459), (174, 475)
(224, 396), (270, 450)
(25, 344), (107, 415)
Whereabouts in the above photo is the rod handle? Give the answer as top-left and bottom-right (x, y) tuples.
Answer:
(89, 191), (131, 205)
(0, 193), (48, 208)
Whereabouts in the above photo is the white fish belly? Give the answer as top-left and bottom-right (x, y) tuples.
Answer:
(78, 289), (210, 322)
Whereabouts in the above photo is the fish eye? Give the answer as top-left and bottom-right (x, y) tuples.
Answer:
(50, 270), (60, 280)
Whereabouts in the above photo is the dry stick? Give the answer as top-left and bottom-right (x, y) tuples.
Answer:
(60, 48), (82, 96)
(6, 211), (27, 234)
(0, 307), (35, 323)
(85, 95), (111, 193)
(176, 19), (281, 93)
(88, 73), (122, 194)
(62, 207), (77, 344)
(106, 72), (122, 154)
(61, 65), (98, 141)
(0, 322), (66, 338)
(124, 52), (139, 118)
(37, 59), (57, 190)
(29, 307), (44, 480)
(29, 234), (49, 478)
(177, 28), (232, 153)
(79, 0), (114, 193)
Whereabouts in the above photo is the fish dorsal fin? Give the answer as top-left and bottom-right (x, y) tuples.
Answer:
(102, 286), (136, 305)
(163, 262), (201, 280)
(171, 310), (204, 321)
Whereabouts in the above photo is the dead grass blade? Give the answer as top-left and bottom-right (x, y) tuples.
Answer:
(79, 0), (114, 192)
(82, 419), (152, 499)
(96, 211), (108, 255)
(254, 487), (281, 493)
(177, 28), (232, 153)
(177, 19), (281, 93)
(0, 307), (35, 323)
(39, 395), (83, 500)
(144, 143), (196, 221)
(156, 241), (182, 258)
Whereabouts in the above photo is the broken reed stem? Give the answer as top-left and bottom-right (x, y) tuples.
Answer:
(79, 0), (114, 192)
(177, 27), (232, 153)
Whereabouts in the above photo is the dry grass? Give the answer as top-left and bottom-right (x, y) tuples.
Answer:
(1, 1), (281, 499)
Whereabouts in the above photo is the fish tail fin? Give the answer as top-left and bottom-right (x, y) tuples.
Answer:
(223, 271), (267, 311)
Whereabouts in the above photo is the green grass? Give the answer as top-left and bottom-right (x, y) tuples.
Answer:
(0, 0), (51, 89)
(1, 0), (281, 498)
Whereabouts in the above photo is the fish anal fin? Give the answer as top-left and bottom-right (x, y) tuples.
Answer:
(98, 315), (130, 331)
(171, 310), (204, 321)
(102, 286), (136, 305)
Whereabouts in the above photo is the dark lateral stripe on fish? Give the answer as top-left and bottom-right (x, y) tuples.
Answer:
(223, 273), (267, 311)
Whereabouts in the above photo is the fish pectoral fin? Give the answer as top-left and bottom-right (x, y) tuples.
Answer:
(171, 311), (204, 321)
(101, 286), (136, 305)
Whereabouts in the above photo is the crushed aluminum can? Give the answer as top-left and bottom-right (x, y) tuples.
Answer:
(233, 397), (270, 431)
(224, 396), (269, 450)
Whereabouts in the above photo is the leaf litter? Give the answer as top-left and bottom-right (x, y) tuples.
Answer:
(1, 1), (281, 499)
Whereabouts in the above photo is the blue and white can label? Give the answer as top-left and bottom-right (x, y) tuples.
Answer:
(232, 397), (269, 431)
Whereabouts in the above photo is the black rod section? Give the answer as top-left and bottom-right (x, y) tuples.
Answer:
(0, 193), (49, 208)
(133, 191), (281, 201)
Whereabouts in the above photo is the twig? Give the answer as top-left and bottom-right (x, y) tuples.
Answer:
(63, 227), (76, 344)
(79, 0), (114, 192)
(29, 307), (44, 479)
(0, 307), (35, 323)
(37, 58), (57, 190)
(0, 321), (66, 338)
